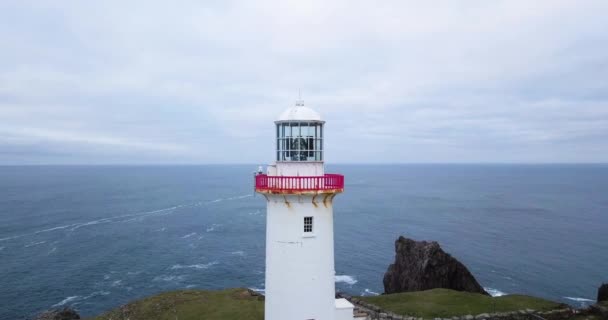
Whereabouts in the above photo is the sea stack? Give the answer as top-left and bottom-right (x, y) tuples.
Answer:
(383, 236), (489, 295)
(599, 283), (608, 302)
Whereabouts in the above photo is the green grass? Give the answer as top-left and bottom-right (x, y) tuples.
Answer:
(89, 288), (264, 320)
(360, 288), (566, 319)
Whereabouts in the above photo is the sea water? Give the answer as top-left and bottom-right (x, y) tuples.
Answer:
(0, 165), (606, 319)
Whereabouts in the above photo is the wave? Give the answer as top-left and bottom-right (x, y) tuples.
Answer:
(25, 241), (47, 248)
(0, 246), (4, 251)
(230, 251), (245, 256)
(47, 247), (57, 255)
(51, 291), (110, 307)
(362, 288), (380, 296)
(248, 287), (265, 294)
(83, 291), (110, 300)
(111, 280), (123, 287)
(335, 275), (358, 285)
(485, 287), (507, 297)
(564, 296), (594, 302)
(52, 296), (80, 307)
(170, 261), (218, 270)
(182, 232), (197, 239)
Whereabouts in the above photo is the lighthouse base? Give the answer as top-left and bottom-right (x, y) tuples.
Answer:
(335, 298), (355, 320)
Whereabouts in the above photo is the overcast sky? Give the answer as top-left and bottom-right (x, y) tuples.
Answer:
(1, 1), (607, 164)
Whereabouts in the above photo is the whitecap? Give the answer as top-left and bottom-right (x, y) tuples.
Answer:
(335, 275), (358, 285)
(52, 296), (80, 307)
(48, 247), (57, 255)
(362, 288), (380, 296)
(564, 297), (594, 302)
(171, 261), (218, 270)
(186, 284), (197, 289)
(206, 224), (221, 232)
(111, 280), (123, 287)
(230, 251), (245, 256)
(153, 275), (187, 282)
(485, 287), (507, 297)
(182, 232), (197, 239)
(210, 198), (223, 203)
(25, 241), (47, 248)
(156, 227), (166, 232)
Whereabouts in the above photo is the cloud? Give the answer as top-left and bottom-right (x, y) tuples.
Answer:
(0, 0), (607, 163)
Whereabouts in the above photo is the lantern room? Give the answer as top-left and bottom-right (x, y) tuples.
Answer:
(275, 100), (324, 162)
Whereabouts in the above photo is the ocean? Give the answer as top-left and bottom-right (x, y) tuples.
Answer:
(0, 164), (606, 319)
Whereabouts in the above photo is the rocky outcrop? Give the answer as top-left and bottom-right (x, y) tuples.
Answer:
(34, 307), (80, 320)
(383, 236), (489, 295)
(598, 283), (608, 302)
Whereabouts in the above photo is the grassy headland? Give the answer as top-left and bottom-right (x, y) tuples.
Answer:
(360, 288), (566, 318)
(89, 288), (264, 320)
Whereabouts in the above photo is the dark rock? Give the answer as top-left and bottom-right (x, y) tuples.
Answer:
(383, 236), (489, 295)
(598, 283), (608, 302)
(34, 307), (80, 320)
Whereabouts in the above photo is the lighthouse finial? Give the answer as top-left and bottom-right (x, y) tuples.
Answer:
(296, 89), (304, 106)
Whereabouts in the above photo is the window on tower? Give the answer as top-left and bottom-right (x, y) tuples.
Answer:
(304, 216), (313, 233)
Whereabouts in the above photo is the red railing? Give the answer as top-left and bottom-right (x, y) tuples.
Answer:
(255, 174), (344, 193)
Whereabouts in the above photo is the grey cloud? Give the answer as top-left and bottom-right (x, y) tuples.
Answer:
(0, 0), (607, 164)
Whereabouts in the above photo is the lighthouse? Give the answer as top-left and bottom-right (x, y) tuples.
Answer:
(255, 100), (355, 320)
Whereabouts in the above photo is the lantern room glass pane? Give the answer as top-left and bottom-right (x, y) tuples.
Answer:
(276, 122), (323, 162)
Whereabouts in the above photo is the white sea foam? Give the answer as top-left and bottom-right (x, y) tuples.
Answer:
(171, 261), (219, 270)
(111, 280), (123, 287)
(564, 297), (594, 302)
(0, 235), (23, 242)
(182, 232), (197, 239)
(362, 289), (380, 296)
(53, 296), (80, 307)
(210, 198), (223, 203)
(156, 227), (166, 232)
(335, 275), (358, 285)
(25, 241), (47, 248)
(35, 224), (78, 234)
(485, 287), (507, 297)
(48, 247), (57, 255)
(186, 284), (197, 289)
(83, 291), (110, 300)
(230, 251), (245, 256)
(249, 287), (265, 294)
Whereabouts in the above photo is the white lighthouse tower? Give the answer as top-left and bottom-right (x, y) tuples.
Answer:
(255, 100), (355, 320)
